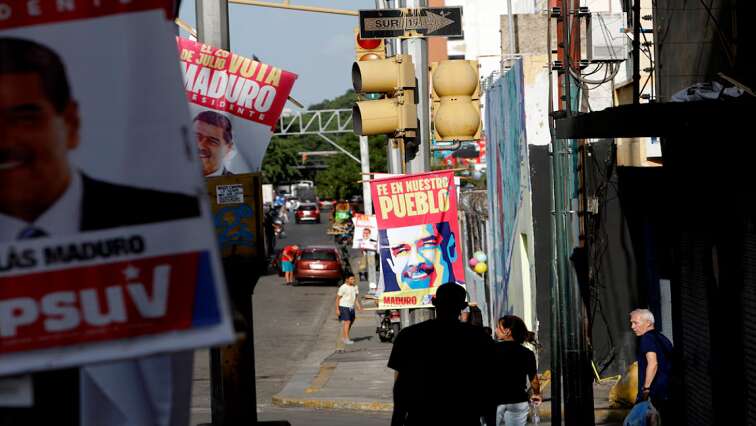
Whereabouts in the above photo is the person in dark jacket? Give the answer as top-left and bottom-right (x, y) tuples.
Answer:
(630, 308), (673, 423)
(388, 283), (496, 425)
(492, 315), (541, 426)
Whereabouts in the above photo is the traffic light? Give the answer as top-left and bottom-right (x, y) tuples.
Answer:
(430, 60), (481, 142)
(352, 54), (417, 138)
(354, 28), (385, 62)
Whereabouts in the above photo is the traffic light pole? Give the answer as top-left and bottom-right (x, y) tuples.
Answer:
(400, 0), (431, 174)
(399, 0), (434, 326)
(377, 0), (405, 176)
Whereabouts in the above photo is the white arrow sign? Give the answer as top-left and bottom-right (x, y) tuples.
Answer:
(364, 10), (456, 34)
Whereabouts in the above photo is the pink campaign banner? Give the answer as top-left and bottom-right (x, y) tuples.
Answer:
(370, 170), (465, 309)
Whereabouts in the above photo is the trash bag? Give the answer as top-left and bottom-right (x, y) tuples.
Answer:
(623, 400), (661, 426)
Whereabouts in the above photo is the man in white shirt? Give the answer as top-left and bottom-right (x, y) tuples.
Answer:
(335, 274), (363, 345)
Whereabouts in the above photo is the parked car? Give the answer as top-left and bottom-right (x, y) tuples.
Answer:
(295, 202), (321, 224)
(293, 246), (344, 285)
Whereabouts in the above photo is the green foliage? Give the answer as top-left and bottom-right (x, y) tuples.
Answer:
(309, 89), (358, 111)
(261, 137), (302, 184)
(261, 90), (387, 193)
(315, 156), (361, 200)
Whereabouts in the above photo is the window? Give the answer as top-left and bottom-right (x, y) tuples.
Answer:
(299, 205), (317, 211)
(301, 250), (337, 261)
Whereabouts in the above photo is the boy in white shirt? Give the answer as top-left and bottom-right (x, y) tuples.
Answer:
(335, 274), (363, 344)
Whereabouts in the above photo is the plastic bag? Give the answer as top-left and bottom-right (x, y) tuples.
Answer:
(623, 400), (661, 426)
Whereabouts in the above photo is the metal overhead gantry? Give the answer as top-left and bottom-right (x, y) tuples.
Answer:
(274, 109), (361, 164)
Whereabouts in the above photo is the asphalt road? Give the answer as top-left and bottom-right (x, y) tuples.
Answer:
(190, 209), (391, 425)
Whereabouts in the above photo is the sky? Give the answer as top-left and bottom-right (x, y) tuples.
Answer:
(179, 0), (375, 110)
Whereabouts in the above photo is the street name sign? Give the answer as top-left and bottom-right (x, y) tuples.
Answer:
(359, 7), (463, 39)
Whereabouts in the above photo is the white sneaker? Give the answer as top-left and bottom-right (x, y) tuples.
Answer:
(343, 339), (354, 345)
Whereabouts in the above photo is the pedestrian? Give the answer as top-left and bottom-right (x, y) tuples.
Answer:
(358, 250), (368, 281)
(629, 308), (673, 424)
(388, 283), (496, 426)
(335, 274), (362, 344)
(492, 315), (542, 426)
(281, 244), (299, 285)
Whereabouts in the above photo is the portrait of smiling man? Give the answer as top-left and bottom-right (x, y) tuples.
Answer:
(0, 37), (200, 240)
(0, 36), (203, 423)
(194, 110), (235, 176)
(380, 221), (459, 290)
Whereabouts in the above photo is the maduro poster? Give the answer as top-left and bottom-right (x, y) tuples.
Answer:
(177, 37), (298, 174)
(370, 170), (465, 309)
(0, 1), (233, 376)
(352, 213), (378, 251)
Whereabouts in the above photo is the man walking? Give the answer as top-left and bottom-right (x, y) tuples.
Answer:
(388, 283), (496, 425)
(630, 308), (674, 423)
(335, 275), (362, 345)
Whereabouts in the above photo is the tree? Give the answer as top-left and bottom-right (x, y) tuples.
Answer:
(261, 137), (302, 184)
(315, 155), (361, 200)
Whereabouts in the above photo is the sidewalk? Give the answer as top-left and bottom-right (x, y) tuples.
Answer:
(272, 264), (629, 424)
(272, 283), (395, 412)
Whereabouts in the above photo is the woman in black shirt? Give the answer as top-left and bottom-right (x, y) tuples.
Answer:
(492, 315), (542, 426)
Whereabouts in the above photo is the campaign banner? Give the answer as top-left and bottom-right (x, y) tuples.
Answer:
(177, 38), (298, 175)
(0, 2), (233, 375)
(352, 214), (378, 251)
(370, 170), (465, 309)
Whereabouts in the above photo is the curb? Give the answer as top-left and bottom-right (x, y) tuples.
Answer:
(271, 394), (393, 412)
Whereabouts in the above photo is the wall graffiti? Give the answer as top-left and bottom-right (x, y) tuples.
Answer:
(485, 58), (528, 319)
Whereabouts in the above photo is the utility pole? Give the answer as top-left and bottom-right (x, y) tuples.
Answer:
(196, 0), (230, 50)
(196, 2), (260, 425)
(359, 135), (378, 290)
(551, 0), (595, 423)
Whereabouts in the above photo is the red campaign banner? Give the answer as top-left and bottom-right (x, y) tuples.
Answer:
(0, 0), (175, 30)
(177, 37), (298, 129)
(0, 252), (199, 355)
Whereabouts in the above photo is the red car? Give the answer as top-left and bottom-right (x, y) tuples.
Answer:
(293, 246), (344, 285)
(295, 203), (321, 224)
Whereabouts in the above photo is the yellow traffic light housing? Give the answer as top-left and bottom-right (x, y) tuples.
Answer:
(431, 60), (482, 142)
(352, 54), (417, 137)
(354, 28), (385, 62)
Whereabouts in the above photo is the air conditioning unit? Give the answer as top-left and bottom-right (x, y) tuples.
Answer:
(589, 12), (628, 62)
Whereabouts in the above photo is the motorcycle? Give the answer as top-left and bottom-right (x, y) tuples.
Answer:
(333, 222), (353, 246)
(376, 309), (401, 343)
(273, 218), (286, 239)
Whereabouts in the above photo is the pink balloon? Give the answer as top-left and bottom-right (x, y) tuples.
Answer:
(468, 258), (479, 267)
